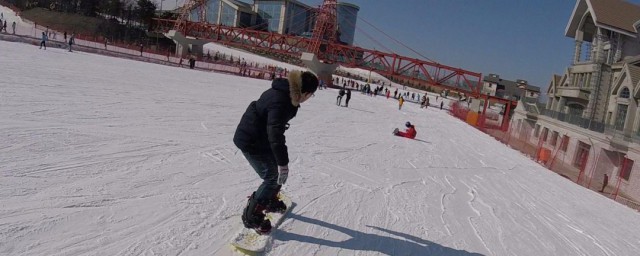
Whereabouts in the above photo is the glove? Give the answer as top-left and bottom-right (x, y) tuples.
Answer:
(277, 165), (289, 185)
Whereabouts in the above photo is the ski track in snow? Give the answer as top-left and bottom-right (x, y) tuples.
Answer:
(1, 36), (640, 256)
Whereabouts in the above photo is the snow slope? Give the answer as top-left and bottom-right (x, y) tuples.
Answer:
(1, 40), (640, 256)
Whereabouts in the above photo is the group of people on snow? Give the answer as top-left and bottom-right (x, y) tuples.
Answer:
(336, 86), (352, 107)
(0, 13), (16, 34)
(38, 26), (75, 51)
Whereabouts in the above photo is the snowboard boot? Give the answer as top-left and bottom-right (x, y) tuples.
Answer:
(241, 193), (272, 234)
(265, 194), (287, 213)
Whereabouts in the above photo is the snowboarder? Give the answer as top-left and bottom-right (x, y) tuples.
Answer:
(337, 87), (345, 106)
(39, 32), (47, 50)
(345, 89), (351, 107)
(398, 96), (404, 110)
(420, 95), (427, 108)
(393, 122), (417, 139)
(440, 101), (444, 110)
(11, 21), (15, 35)
(233, 70), (318, 234)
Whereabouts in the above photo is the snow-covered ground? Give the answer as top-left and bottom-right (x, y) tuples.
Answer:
(2, 40), (640, 256)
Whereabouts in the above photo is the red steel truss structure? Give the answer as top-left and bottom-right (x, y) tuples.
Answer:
(156, 0), (484, 96)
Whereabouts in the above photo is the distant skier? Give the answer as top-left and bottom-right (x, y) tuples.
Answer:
(39, 32), (47, 50)
(233, 71), (318, 234)
(440, 101), (444, 110)
(398, 96), (404, 110)
(189, 56), (196, 69)
(11, 21), (15, 34)
(337, 87), (345, 106)
(420, 95), (427, 108)
(345, 89), (351, 107)
(600, 174), (609, 193)
(68, 33), (75, 52)
(393, 122), (417, 139)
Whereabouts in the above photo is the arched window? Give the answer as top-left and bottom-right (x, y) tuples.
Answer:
(620, 87), (630, 98)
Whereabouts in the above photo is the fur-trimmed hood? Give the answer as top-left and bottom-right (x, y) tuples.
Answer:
(270, 70), (308, 107)
(287, 71), (303, 107)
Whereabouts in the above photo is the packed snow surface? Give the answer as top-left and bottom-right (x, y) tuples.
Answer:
(2, 40), (640, 256)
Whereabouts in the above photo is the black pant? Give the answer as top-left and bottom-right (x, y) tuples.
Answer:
(345, 97), (351, 107)
(242, 151), (280, 203)
(337, 96), (343, 105)
(40, 41), (46, 49)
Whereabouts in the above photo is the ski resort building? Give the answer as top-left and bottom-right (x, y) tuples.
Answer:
(511, 0), (640, 203)
(482, 74), (541, 101)
(187, 0), (359, 44)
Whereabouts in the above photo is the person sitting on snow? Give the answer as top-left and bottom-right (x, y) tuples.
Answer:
(393, 122), (417, 139)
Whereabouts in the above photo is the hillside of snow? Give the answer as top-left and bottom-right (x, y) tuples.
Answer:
(2, 39), (640, 256)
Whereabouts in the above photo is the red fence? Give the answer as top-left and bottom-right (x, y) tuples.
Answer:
(448, 101), (640, 212)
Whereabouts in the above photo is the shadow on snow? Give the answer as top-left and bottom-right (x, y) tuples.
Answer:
(276, 213), (484, 256)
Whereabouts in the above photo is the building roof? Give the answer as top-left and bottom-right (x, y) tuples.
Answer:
(254, 0), (313, 10)
(224, 0), (253, 12)
(566, 0), (640, 37)
(627, 64), (640, 86)
(547, 74), (562, 94)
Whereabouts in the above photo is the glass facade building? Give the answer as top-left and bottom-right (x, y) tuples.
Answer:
(285, 1), (312, 35)
(186, 0), (358, 42)
(220, 2), (236, 26)
(255, 1), (284, 33)
(189, 0), (254, 27)
(336, 2), (359, 45)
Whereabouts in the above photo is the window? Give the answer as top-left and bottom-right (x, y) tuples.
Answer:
(620, 87), (630, 99)
(257, 2), (283, 32)
(220, 3), (236, 26)
(615, 104), (628, 131)
(550, 131), (559, 146)
(573, 141), (590, 170)
(542, 128), (549, 142)
(620, 158), (633, 181)
(205, 0), (220, 23)
(560, 135), (569, 152)
(534, 124), (541, 137)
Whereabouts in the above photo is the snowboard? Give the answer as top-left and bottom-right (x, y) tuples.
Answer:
(392, 128), (399, 135)
(230, 193), (293, 254)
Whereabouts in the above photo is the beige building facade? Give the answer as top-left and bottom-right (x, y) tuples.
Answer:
(512, 0), (640, 201)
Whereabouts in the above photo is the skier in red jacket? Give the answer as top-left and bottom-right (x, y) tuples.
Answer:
(393, 122), (417, 139)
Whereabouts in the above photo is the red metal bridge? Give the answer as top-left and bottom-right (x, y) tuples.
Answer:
(154, 0), (486, 97)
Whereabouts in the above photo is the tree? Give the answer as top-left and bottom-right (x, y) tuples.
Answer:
(136, 0), (156, 30)
(79, 0), (101, 16)
(100, 0), (123, 19)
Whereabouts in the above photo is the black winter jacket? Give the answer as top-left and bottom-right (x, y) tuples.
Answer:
(233, 71), (305, 166)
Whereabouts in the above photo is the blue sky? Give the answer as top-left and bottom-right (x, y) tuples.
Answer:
(301, 0), (640, 97)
